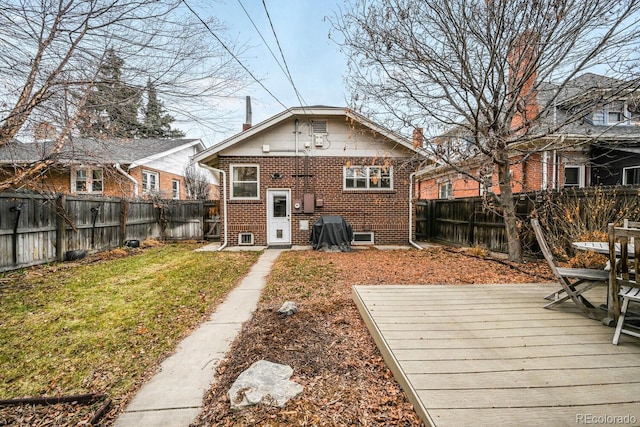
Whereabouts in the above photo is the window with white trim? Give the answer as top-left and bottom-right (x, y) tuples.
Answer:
(563, 165), (584, 188)
(142, 170), (159, 194)
(623, 166), (640, 185)
(71, 167), (104, 194)
(593, 101), (630, 126)
(438, 181), (452, 199)
(479, 174), (493, 196)
(344, 166), (392, 190)
(172, 179), (180, 199)
(607, 101), (627, 124)
(231, 165), (259, 199)
(92, 169), (103, 192)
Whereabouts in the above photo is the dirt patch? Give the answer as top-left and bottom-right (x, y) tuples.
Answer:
(192, 247), (553, 427)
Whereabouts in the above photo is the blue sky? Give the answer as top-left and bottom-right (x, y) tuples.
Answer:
(186, 0), (348, 144)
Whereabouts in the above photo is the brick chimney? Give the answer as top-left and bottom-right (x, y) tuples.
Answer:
(412, 127), (424, 149)
(509, 30), (539, 131)
(242, 96), (252, 131)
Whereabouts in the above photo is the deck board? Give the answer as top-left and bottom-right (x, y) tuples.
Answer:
(353, 283), (640, 427)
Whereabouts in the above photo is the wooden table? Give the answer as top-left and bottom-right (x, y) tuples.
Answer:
(572, 241), (636, 325)
(572, 241), (635, 258)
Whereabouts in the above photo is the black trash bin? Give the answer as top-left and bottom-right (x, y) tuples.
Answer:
(310, 215), (353, 252)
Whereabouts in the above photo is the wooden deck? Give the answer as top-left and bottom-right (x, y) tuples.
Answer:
(352, 283), (640, 427)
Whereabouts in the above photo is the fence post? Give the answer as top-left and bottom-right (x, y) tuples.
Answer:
(120, 199), (129, 246)
(55, 195), (66, 262)
(468, 199), (476, 245)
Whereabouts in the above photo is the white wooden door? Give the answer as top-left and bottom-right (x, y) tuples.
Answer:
(267, 189), (291, 245)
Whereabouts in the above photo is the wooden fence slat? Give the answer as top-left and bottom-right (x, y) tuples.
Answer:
(0, 193), (218, 272)
(416, 187), (640, 255)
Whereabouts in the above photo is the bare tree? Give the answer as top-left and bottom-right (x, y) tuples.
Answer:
(0, 0), (246, 192)
(332, 0), (640, 261)
(184, 164), (211, 200)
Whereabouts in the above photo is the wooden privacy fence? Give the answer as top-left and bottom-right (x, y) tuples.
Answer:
(415, 186), (640, 255)
(0, 193), (218, 272)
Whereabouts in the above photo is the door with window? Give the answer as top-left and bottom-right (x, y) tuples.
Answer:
(267, 189), (291, 245)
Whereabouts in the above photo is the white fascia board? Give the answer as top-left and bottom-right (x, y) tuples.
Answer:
(128, 139), (203, 170)
(194, 106), (422, 164)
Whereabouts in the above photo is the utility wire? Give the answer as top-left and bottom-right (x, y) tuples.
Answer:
(235, 0), (289, 85)
(260, 0), (308, 111)
(181, 0), (289, 111)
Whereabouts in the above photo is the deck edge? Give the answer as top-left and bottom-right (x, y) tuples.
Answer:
(352, 285), (435, 427)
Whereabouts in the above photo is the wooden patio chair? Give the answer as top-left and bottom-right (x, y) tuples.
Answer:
(607, 223), (640, 345)
(531, 218), (608, 318)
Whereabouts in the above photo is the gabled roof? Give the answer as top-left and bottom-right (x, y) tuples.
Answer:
(194, 106), (418, 164)
(0, 137), (203, 167)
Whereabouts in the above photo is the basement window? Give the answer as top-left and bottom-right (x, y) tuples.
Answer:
(352, 232), (374, 245)
(238, 233), (254, 246)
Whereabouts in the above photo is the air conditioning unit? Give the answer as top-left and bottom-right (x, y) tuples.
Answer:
(314, 135), (324, 147)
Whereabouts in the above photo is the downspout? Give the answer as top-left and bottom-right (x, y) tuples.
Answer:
(115, 163), (138, 197)
(542, 151), (548, 190)
(408, 171), (423, 250)
(200, 163), (228, 251)
(553, 150), (558, 190)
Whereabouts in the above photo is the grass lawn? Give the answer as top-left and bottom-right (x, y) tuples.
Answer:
(0, 243), (259, 402)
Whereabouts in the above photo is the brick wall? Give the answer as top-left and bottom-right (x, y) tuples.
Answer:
(417, 152), (551, 200)
(219, 155), (413, 246)
(3, 165), (219, 201)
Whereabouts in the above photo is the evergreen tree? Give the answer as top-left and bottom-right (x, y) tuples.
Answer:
(77, 48), (142, 138)
(140, 78), (185, 138)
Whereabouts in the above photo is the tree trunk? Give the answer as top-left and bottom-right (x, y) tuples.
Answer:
(497, 159), (523, 262)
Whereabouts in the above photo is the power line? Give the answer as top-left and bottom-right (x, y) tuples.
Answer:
(260, 0), (308, 110)
(181, 0), (289, 111)
(235, 0), (289, 84)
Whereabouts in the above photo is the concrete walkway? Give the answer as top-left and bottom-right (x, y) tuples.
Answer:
(113, 248), (283, 427)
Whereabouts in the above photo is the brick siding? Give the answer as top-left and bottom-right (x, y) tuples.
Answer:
(220, 155), (413, 246)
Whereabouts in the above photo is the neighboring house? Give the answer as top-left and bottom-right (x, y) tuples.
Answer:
(194, 106), (423, 248)
(0, 137), (217, 200)
(417, 73), (640, 199)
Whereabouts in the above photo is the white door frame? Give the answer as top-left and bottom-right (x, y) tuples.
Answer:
(266, 188), (291, 245)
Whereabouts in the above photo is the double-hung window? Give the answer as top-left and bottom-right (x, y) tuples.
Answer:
(231, 165), (259, 199)
(438, 181), (452, 199)
(72, 167), (103, 194)
(623, 166), (640, 185)
(344, 166), (392, 190)
(172, 179), (180, 200)
(142, 170), (159, 194)
(563, 165), (583, 188)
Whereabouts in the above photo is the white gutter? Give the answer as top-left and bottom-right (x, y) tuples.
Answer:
(408, 171), (423, 250)
(199, 163), (228, 251)
(115, 163), (139, 197)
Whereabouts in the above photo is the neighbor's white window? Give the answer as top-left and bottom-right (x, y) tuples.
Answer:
(593, 101), (630, 125)
(172, 179), (180, 199)
(344, 166), (392, 190)
(563, 165), (584, 188)
(71, 167), (103, 194)
(623, 166), (640, 185)
(92, 169), (103, 192)
(142, 170), (159, 194)
(438, 181), (452, 199)
(231, 165), (259, 199)
(479, 174), (493, 196)
(607, 101), (627, 125)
